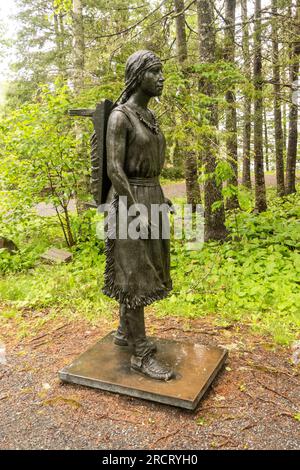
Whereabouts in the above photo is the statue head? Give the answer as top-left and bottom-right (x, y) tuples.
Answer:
(118, 50), (164, 104)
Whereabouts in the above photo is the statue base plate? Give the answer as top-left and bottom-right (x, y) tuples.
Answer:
(59, 332), (227, 410)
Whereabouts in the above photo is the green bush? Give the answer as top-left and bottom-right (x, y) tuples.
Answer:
(160, 166), (184, 181)
(156, 191), (300, 345)
(0, 187), (299, 345)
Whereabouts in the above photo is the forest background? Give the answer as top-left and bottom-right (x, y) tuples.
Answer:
(0, 0), (299, 346)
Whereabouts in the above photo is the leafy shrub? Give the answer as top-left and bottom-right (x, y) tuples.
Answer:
(0, 187), (299, 345)
(156, 191), (300, 344)
(161, 166), (184, 180)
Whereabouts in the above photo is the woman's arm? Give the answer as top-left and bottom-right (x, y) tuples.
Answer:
(106, 110), (137, 207)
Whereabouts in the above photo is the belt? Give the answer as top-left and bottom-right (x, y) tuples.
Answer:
(128, 176), (160, 187)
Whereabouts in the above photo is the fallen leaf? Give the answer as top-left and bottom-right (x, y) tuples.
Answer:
(42, 396), (82, 409)
(294, 412), (300, 422)
(213, 394), (226, 401)
(195, 416), (207, 426)
(223, 343), (239, 351)
(20, 387), (33, 394)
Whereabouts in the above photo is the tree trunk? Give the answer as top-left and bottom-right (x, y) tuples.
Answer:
(264, 107), (269, 172)
(72, 0), (85, 92)
(174, 0), (188, 63)
(174, 0), (201, 211)
(197, 0), (227, 241)
(59, 12), (66, 71)
(53, 0), (67, 77)
(282, 100), (287, 158)
(241, 0), (252, 189)
(286, 0), (300, 194)
(282, 58), (288, 159)
(224, 0), (239, 209)
(253, 0), (267, 212)
(272, 0), (285, 196)
(72, 0), (87, 212)
(53, 12), (61, 72)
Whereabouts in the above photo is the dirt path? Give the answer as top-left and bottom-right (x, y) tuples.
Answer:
(35, 173), (299, 216)
(163, 173), (300, 200)
(1, 312), (299, 450)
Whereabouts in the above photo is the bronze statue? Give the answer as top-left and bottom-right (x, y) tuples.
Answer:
(64, 51), (228, 406)
(103, 50), (174, 381)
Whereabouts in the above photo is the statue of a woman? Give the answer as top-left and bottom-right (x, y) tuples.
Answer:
(103, 50), (174, 381)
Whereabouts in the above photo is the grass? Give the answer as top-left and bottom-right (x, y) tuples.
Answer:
(156, 188), (300, 345)
(0, 187), (299, 345)
(159, 177), (184, 186)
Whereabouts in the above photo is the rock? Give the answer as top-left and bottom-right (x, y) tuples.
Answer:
(81, 201), (97, 210)
(0, 236), (19, 253)
(40, 247), (73, 264)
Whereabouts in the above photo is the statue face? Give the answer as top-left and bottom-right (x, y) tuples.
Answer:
(139, 65), (164, 97)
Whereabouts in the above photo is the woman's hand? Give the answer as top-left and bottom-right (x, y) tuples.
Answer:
(165, 197), (176, 214)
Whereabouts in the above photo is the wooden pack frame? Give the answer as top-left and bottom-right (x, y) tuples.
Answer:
(69, 99), (113, 206)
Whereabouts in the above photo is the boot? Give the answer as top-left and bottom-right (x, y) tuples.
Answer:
(114, 303), (157, 353)
(126, 305), (174, 381)
(114, 304), (128, 346)
(131, 353), (174, 381)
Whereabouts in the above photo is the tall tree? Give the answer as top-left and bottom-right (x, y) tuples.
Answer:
(174, 0), (201, 211)
(71, 0), (87, 212)
(53, 1), (67, 77)
(281, 60), (288, 157)
(174, 0), (187, 63)
(282, 96), (288, 157)
(263, 107), (270, 172)
(272, 0), (285, 196)
(197, 0), (227, 240)
(286, 0), (300, 194)
(241, 0), (252, 189)
(72, 0), (85, 92)
(253, 0), (267, 212)
(224, 0), (239, 209)
(8, 0), (72, 104)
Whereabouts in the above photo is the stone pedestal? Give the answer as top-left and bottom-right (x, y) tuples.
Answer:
(59, 332), (227, 410)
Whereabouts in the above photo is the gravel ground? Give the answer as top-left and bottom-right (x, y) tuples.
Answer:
(1, 311), (299, 450)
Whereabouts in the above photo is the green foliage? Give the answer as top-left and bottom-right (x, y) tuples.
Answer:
(215, 161), (234, 186)
(0, 0), (299, 350)
(0, 81), (90, 246)
(0, 214), (63, 274)
(0, 189), (299, 345)
(71, 209), (105, 256)
(53, 0), (72, 13)
(0, 208), (105, 274)
(0, 251), (110, 324)
(0, 248), (39, 274)
(0, 210), (108, 323)
(156, 191), (300, 345)
(160, 166), (184, 181)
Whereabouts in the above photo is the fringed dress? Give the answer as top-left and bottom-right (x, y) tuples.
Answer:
(102, 103), (172, 308)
